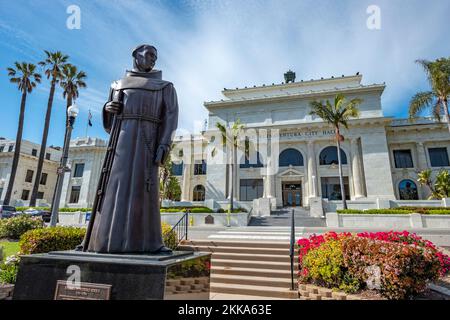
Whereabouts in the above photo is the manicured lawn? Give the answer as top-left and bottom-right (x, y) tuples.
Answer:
(0, 241), (20, 261)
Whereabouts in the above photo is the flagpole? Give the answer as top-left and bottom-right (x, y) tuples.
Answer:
(85, 109), (91, 138)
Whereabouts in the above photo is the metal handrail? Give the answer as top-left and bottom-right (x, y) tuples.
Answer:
(169, 209), (189, 247)
(289, 208), (295, 291)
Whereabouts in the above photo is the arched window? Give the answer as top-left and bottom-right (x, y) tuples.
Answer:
(240, 152), (264, 168)
(193, 185), (205, 201)
(171, 161), (183, 176)
(279, 148), (304, 167)
(319, 146), (347, 165)
(398, 179), (419, 200)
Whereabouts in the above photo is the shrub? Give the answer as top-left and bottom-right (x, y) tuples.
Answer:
(298, 231), (449, 299)
(0, 215), (43, 240)
(0, 255), (20, 284)
(162, 222), (178, 250)
(160, 206), (214, 213)
(341, 236), (441, 299)
(16, 207), (92, 213)
(19, 227), (86, 255)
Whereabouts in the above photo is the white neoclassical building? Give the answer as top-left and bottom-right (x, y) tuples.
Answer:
(57, 73), (450, 212)
(0, 138), (62, 206)
(170, 73), (450, 211)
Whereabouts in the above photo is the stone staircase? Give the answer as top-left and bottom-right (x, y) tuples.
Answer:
(179, 240), (299, 299)
(248, 207), (326, 227)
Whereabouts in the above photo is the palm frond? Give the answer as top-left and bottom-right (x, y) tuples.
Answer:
(409, 91), (434, 118)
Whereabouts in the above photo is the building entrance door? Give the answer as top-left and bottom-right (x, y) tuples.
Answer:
(282, 182), (302, 207)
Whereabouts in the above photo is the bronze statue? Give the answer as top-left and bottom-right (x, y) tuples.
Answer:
(81, 44), (179, 253)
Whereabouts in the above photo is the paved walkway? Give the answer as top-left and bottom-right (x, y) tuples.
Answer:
(210, 292), (294, 300)
(188, 226), (450, 246)
(248, 207), (326, 227)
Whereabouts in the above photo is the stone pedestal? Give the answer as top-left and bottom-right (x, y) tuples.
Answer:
(309, 197), (324, 217)
(13, 251), (211, 300)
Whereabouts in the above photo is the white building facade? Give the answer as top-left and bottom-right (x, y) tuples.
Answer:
(58, 74), (450, 211)
(171, 74), (450, 210)
(0, 138), (62, 206)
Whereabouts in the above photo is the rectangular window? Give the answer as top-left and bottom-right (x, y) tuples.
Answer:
(393, 150), (414, 168)
(69, 186), (81, 203)
(40, 173), (48, 185)
(37, 191), (44, 199)
(321, 177), (350, 200)
(32, 149), (37, 156)
(45, 153), (51, 160)
(73, 163), (85, 178)
(8, 145), (14, 152)
(0, 146), (4, 152)
(239, 179), (263, 201)
(25, 169), (34, 183)
(429, 148), (450, 167)
(21, 189), (30, 201)
(0, 188), (3, 198)
(171, 162), (183, 176)
(194, 160), (207, 175)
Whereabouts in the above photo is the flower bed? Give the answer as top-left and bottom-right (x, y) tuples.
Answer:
(298, 231), (450, 299)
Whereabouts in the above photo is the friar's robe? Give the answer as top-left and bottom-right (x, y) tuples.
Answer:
(87, 69), (179, 253)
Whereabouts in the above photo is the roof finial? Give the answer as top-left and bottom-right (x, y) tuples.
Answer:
(284, 70), (296, 83)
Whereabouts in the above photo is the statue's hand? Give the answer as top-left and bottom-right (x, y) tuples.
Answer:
(155, 144), (170, 166)
(105, 101), (123, 114)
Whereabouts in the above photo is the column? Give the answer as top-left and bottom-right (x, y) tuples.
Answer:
(416, 142), (428, 170)
(351, 137), (364, 199)
(416, 142), (429, 199)
(307, 141), (318, 197)
(265, 157), (274, 198)
(181, 136), (193, 201)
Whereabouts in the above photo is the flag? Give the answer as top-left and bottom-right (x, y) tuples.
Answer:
(88, 109), (93, 127)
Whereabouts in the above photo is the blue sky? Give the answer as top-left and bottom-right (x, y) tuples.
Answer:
(0, 0), (449, 147)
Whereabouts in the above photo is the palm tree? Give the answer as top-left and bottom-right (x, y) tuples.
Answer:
(216, 119), (244, 222)
(310, 93), (362, 209)
(60, 64), (86, 124)
(29, 51), (68, 206)
(3, 63), (41, 205)
(409, 57), (450, 133)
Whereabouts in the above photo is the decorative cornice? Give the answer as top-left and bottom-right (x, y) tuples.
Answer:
(204, 84), (385, 109)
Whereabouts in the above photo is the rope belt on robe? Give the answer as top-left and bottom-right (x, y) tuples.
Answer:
(119, 113), (161, 192)
(119, 113), (162, 124)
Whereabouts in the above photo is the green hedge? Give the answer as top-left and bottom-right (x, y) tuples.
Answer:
(337, 208), (450, 215)
(19, 227), (86, 255)
(0, 216), (44, 240)
(160, 206), (214, 213)
(16, 207), (92, 212)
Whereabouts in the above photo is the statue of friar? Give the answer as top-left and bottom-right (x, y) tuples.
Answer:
(81, 44), (178, 254)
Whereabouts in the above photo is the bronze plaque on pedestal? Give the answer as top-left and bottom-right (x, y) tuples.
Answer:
(54, 281), (112, 300)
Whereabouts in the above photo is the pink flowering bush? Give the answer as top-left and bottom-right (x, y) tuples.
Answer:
(298, 231), (450, 299)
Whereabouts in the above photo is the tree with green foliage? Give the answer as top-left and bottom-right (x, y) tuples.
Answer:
(159, 150), (181, 203)
(30, 51), (69, 206)
(310, 94), (362, 209)
(216, 119), (245, 222)
(409, 57), (450, 133)
(4, 63), (41, 205)
(418, 169), (450, 199)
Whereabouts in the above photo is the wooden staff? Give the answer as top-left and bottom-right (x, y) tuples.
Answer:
(81, 90), (123, 251)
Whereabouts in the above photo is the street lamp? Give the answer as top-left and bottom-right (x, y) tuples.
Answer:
(49, 104), (79, 227)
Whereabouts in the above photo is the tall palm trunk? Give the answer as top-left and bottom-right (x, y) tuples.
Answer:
(3, 91), (27, 205)
(49, 95), (72, 212)
(443, 99), (450, 135)
(336, 128), (347, 210)
(30, 78), (56, 206)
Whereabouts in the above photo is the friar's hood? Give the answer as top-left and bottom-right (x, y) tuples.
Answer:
(112, 69), (172, 91)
